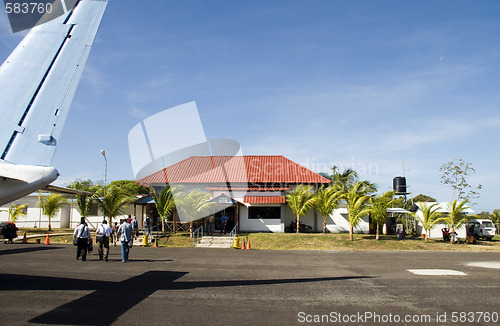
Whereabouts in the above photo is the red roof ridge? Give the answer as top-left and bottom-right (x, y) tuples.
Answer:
(137, 155), (330, 185)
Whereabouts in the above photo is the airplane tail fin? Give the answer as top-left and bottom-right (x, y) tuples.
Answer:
(0, 0), (108, 166)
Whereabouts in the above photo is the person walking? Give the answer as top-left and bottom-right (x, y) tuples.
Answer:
(207, 215), (215, 235)
(118, 217), (133, 262)
(73, 217), (90, 261)
(131, 216), (139, 240)
(144, 215), (152, 239)
(111, 222), (118, 246)
(220, 214), (227, 235)
(96, 219), (113, 262)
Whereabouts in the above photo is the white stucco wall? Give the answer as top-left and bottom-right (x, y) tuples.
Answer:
(1, 195), (136, 230)
(237, 202), (370, 234)
(239, 205), (283, 232)
(320, 203), (370, 234)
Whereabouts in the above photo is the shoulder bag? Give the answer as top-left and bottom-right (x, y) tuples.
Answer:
(96, 226), (105, 242)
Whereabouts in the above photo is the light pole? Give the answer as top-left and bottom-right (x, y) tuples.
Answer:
(100, 149), (107, 196)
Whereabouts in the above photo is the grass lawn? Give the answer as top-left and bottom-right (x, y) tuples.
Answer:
(236, 233), (500, 251)
(15, 228), (500, 251)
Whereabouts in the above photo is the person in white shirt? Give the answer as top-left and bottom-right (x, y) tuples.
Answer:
(96, 219), (113, 262)
(73, 217), (90, 261)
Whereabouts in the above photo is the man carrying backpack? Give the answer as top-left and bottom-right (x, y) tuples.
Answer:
(131, 216), (139, 239)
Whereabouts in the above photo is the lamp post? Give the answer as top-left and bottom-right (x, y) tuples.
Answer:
(100, 149), (107, 196)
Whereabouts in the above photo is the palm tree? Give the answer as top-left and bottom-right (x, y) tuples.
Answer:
(175, 189), (215, 237)
(151, 185), (177, 234)
(330, 167), (359, 193)
(96, 186), (134, 224)
(37, 194), (69, 231)
(367, 191), (394, 240)
(314, 186), (339, 233)
(341, 181), (376, 241)
(491, 209), (500, 234)
(7, 203), (28, 223)
(412, 202), (441, 242)
(68, 179), (100, 218)
(442, 200), (470, 243)
(286, 184), (316, 233)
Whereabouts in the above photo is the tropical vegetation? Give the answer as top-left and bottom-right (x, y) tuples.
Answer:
(286, 184), (317, 233)
(314, 185), (339, 233)
(3, 203), (28, 223)
(95, 185), (135, 224)
(412, 202), (442, 241)
(37, 193), (69, 231)
(151, 185), (177, 234)
(342, 181), (376, 241)
(68, 179), (101, 218)
(175, 189), (215, 237)
(441, 200), (470, 243)
(367, 191), (394, 240)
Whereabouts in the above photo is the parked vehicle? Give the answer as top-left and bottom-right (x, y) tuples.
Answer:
(284, 220), (313, 233)
(1, 222), (18, 243)
(467, 219), (496, 241)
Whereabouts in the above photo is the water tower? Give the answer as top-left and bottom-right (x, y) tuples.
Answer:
(393, 176), (409, 195)
(392, 176), (413, 234)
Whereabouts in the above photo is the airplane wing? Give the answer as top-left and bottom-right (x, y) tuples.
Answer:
(43, 185), (94, 196)
(0, 0), (108, 166)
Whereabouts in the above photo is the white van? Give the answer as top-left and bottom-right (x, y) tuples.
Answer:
(467, 219), (497, 241)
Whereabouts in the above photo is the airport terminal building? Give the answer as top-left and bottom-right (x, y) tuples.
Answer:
(136, 155), (370, 233)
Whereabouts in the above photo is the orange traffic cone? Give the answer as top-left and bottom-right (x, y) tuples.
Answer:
(241, 239), (246, 250)
(246, 237), (251, 250)
(22, 232), (27, 244)
(45, 233), (50, 245)
(154, 238), (158, 248)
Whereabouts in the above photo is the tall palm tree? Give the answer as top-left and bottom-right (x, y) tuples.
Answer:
(96, 186), (134, 224)
(341, 181), (376, 241)
(37, 194), (69, 231)
(330, 168), (359, 193)
(68, 179), (100, 218)
(151, 185), (177, 234)
(286, 184), (316, 233)
(314, 185), (339, 233)
(7, 203), (28, 223)
(442, 200), (470, 243)
(176, 189), (215, 237)
(412, 202), (441, 242)
(367, 191), (394, 240)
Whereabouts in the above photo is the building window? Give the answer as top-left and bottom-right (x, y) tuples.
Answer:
(248, 206), (280, 219)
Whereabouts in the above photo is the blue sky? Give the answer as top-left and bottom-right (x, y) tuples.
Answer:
(1, 0), (500, 212)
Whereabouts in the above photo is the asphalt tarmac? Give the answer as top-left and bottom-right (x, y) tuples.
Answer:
(0, 243), (499, 325)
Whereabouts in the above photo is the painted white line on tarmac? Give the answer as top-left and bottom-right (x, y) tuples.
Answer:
(466, 262), (500, 269)
(407, 269), (467, 276)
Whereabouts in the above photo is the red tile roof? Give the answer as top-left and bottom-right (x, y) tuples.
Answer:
(137, 155), (330, 185)
(244, 196), (286, 204)
(205, 187), (290, 191)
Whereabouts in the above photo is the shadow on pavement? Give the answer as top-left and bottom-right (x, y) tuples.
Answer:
(0, 271), (372, 325)
(0, 245), (63, 256)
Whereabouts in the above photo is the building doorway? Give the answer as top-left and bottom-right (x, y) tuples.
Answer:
(214, 206), (236, 234)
